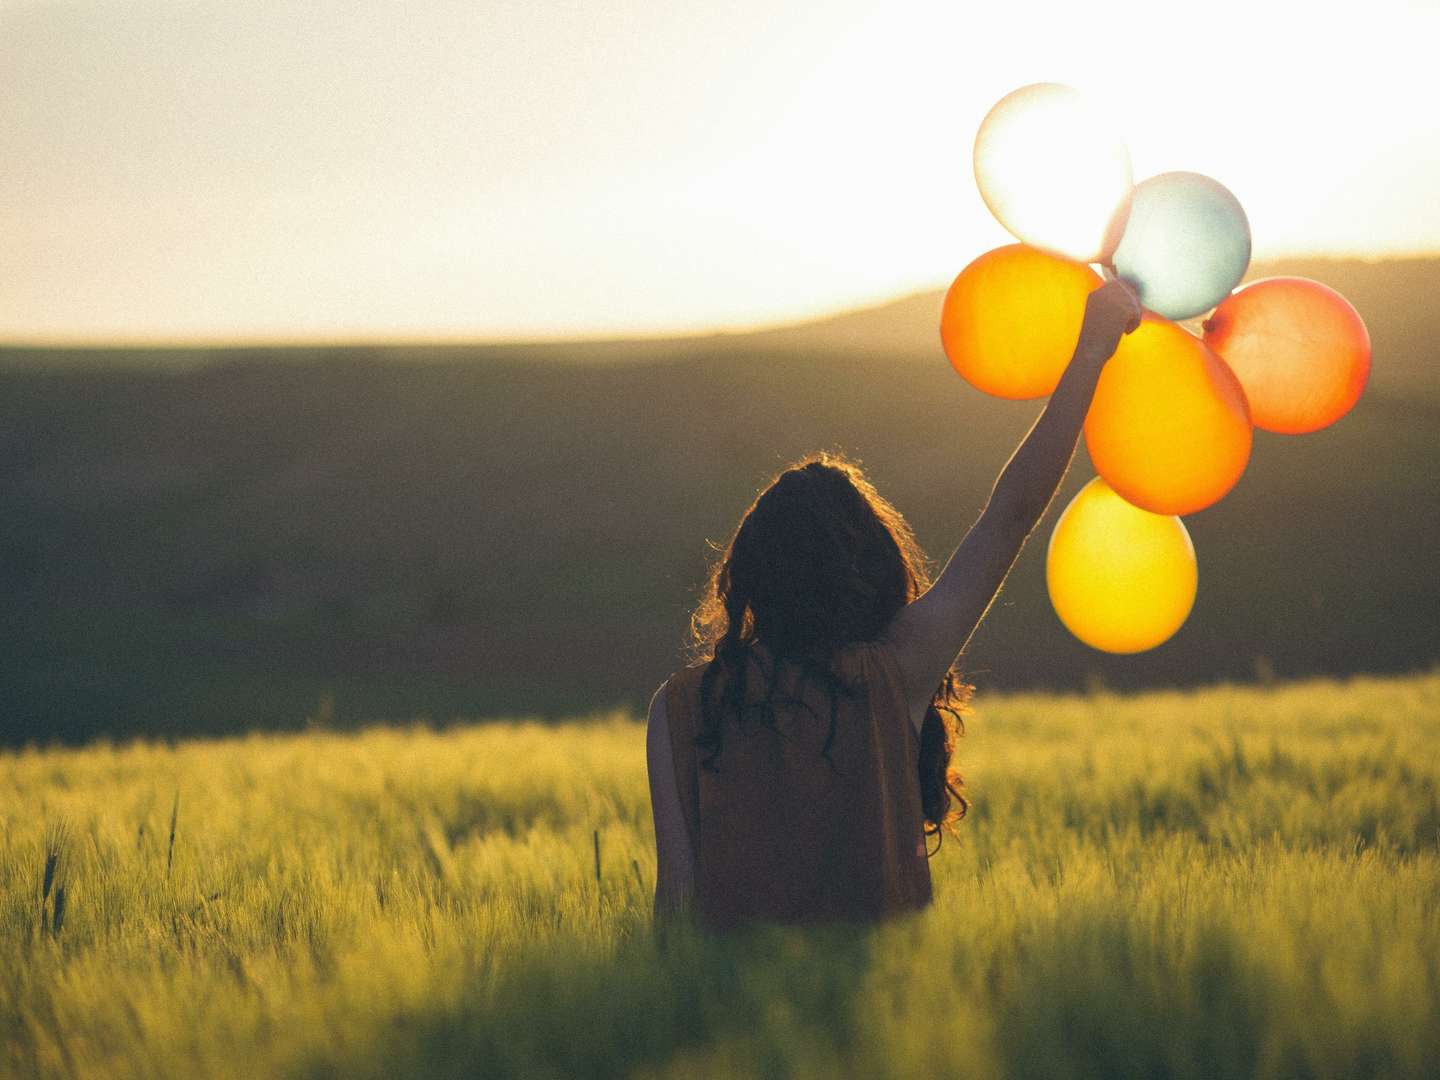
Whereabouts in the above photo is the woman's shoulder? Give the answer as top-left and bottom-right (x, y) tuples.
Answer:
(655, 660), (713, 731)
(661, 659), (711, 693)
(668, 642), (896, 683)
(661, 642), (901, 699)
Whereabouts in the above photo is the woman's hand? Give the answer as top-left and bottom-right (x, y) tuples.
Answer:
(1076, 278), (1143, 363)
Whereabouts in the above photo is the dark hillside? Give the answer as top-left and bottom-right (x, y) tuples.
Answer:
(2, 257), (1437, 743)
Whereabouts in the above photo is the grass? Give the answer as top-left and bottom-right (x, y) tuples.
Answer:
(2, 672), (1439, 1078)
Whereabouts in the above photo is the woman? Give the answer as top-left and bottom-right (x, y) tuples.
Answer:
(647, 279), (1142, 928)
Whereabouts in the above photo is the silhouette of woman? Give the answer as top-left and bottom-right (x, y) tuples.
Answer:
(647, 279), (1141, 928)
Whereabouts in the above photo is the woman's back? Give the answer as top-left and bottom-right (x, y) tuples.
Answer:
(661, 641), (931, 929)
(646, 281), (1142, 927)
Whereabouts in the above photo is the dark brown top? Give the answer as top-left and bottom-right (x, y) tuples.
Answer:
(664, 641), (932, 929)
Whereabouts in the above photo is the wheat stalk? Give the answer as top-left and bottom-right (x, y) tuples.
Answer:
(41, 821), (71, 936)
(51, 882), (67, 935)
(166, 792), (179, 879)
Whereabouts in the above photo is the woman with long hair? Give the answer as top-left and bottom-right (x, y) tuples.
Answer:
(647, 280), (1142, 928)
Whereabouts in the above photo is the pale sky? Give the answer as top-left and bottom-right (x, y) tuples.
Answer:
(3, 0), (1439, 343)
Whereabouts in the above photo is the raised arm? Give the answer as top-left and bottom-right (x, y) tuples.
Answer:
(884, 279), (1142, 725)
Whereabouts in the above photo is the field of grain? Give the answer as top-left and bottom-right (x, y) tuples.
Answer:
(4, 673), (1439, 1079)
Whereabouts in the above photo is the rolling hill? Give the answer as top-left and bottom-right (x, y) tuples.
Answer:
(2, 257), (1437, 743)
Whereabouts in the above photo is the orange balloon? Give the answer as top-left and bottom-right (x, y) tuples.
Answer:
(1202, 277), (1370, 434)
(1047, 477), (1197, 654)
(940, 244), (1102, 400)
(1084, 315), (1253, 515)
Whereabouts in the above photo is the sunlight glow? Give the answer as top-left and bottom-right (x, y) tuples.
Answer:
(1, 0), (1437, 342)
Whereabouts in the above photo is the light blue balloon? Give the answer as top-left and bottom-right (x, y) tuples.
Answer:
(1111, 172), (1250, 320)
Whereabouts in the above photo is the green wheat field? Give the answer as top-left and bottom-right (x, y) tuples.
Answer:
(4, 672), (1439, 1079)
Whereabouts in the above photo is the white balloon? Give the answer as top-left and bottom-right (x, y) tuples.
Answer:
(974, 83), (1132, 264)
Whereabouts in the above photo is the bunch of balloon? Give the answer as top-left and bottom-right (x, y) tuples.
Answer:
(945, 82), (1370, 655)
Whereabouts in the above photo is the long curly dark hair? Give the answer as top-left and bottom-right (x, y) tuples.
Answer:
(689, 451), (970, 847)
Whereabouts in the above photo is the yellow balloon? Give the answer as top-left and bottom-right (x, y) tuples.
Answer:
(1047, 477), (1198, 654)
(1084, 315), (1253, 516)
(941, 244), (1102, 400)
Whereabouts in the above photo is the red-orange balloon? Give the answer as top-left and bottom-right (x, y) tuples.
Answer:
(941, 244), (1102, 400)
(1085, 315), (1253, 516)
(1202, 277), (1370, 434)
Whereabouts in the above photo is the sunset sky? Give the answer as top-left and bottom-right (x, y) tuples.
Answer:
(3, 0), (1438, 343)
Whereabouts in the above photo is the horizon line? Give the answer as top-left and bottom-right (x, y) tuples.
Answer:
(2, 249), (1432, 353)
